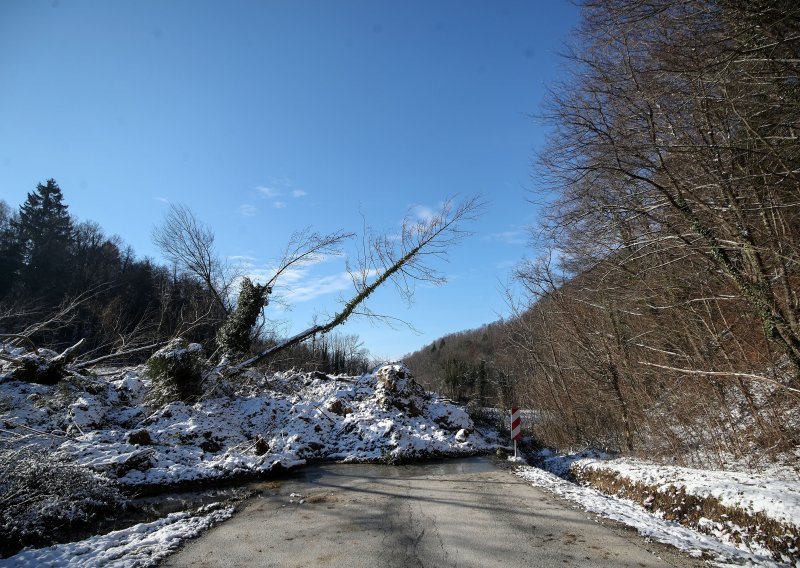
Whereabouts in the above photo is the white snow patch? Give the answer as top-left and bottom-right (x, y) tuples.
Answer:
(574, 456), (800, 531)
(2, 506), (234, 567)
(1, 362), (492, 489)
(516, 463), (789, 567)
(0, 357), (495, 565)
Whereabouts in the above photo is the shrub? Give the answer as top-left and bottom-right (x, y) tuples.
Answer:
(145, 338), (205, 407)
(0, 447), (126, 556)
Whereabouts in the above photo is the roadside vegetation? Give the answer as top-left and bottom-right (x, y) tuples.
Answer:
(404, 3), (800, 562)
(406, 0), (800, 471)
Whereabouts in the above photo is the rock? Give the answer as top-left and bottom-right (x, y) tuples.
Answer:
(375, 364), (423, 396)
(326, 398), (353, 415)
(113, 449), (155, 477)
(374, 363), (427, 415)
(127, 429), (152, 446)
(199, 431), (222, 453)
(254, 437), (270, 456)
(455, 429), (469, 442)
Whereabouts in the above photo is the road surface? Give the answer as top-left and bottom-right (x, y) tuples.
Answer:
(164, 457), (701, 567)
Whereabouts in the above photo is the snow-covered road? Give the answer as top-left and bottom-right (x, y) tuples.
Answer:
(163, 457), (701, 568)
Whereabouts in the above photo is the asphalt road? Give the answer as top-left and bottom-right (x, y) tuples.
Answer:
(163, 457), (702, 568)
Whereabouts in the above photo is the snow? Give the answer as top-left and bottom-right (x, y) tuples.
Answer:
(1, 361), (492, 489)
(1, 357), (495, 565)
(518, 449), (800, 567)
(1, 505), (234, 567)
(574, 456), (800, 530)
(516, 465), (785, 567)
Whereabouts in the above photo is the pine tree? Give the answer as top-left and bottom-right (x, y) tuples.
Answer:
(15, 179), (74, 299)
(0, 201), (22, 296)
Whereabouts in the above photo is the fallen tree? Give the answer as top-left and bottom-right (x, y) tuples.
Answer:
(1, 197), (483, 389)
(218, 196), (483, 377)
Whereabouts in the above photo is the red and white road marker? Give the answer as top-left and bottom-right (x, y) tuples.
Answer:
(511, 407), (521, 458)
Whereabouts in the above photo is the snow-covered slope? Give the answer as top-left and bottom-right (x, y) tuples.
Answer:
(1, 361), (492, 489)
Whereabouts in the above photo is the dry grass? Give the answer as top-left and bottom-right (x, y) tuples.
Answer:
(572, 466), (799, 562)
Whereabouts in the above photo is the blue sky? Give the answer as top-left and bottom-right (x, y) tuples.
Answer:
(0, 1), (579, 360)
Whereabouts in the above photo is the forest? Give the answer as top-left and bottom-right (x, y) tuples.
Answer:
(0, 180), (379, 376)
(406, 0), (800, 469)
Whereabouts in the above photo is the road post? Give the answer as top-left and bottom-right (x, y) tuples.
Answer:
(511, 407), (521, 458)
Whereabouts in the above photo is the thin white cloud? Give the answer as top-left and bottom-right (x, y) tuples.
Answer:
(273, 201), (287, 209)
(291, 190), (307, 198)
(233, 265), (350, 304)
(484, 228), (527, 246)
(283, 271), (353, 303)
(410, 204), (435, 223)
(256, 185), (281, 198)
(231, 254), (341, 294)
(239, 204), (257, 217)
(154, 196), (170, 203)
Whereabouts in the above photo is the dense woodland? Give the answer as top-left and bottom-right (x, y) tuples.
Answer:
(407, 0), (800, 468)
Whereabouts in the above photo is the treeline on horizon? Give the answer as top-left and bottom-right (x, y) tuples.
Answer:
(406, 0), (800, 467)
(0, 180), (370, 375)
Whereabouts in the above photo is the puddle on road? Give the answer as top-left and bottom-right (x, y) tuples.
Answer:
(269, 456), (497, 487)
(132, 457), (495, 522)
(133, 485), (256, 515)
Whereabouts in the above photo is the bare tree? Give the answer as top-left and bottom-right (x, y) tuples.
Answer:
(223, 196), (484, 374)
(153, 205), (356, 355)
(153, 204), (233, 315)
(537, 0), (800, 377)
(267, 227), (353, 293)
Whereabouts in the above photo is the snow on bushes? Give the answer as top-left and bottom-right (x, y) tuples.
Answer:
(144, 339), (205, 407)
(0, 447), (125, 556)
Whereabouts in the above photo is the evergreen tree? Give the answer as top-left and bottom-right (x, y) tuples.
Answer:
(0, 201), (22, 296)
(216, 277), (270, 356)
(15, 179), (74, 300)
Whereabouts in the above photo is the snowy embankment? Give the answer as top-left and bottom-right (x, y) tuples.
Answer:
(0, 356), (493, 564)
(518, 449), (800, 567)
(2, 362), (490, 488)
(4, 506), (234, 568)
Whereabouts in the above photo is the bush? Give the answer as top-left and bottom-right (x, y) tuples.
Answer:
(145, 338), (205, 406)
(0, 447), (126, 556)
